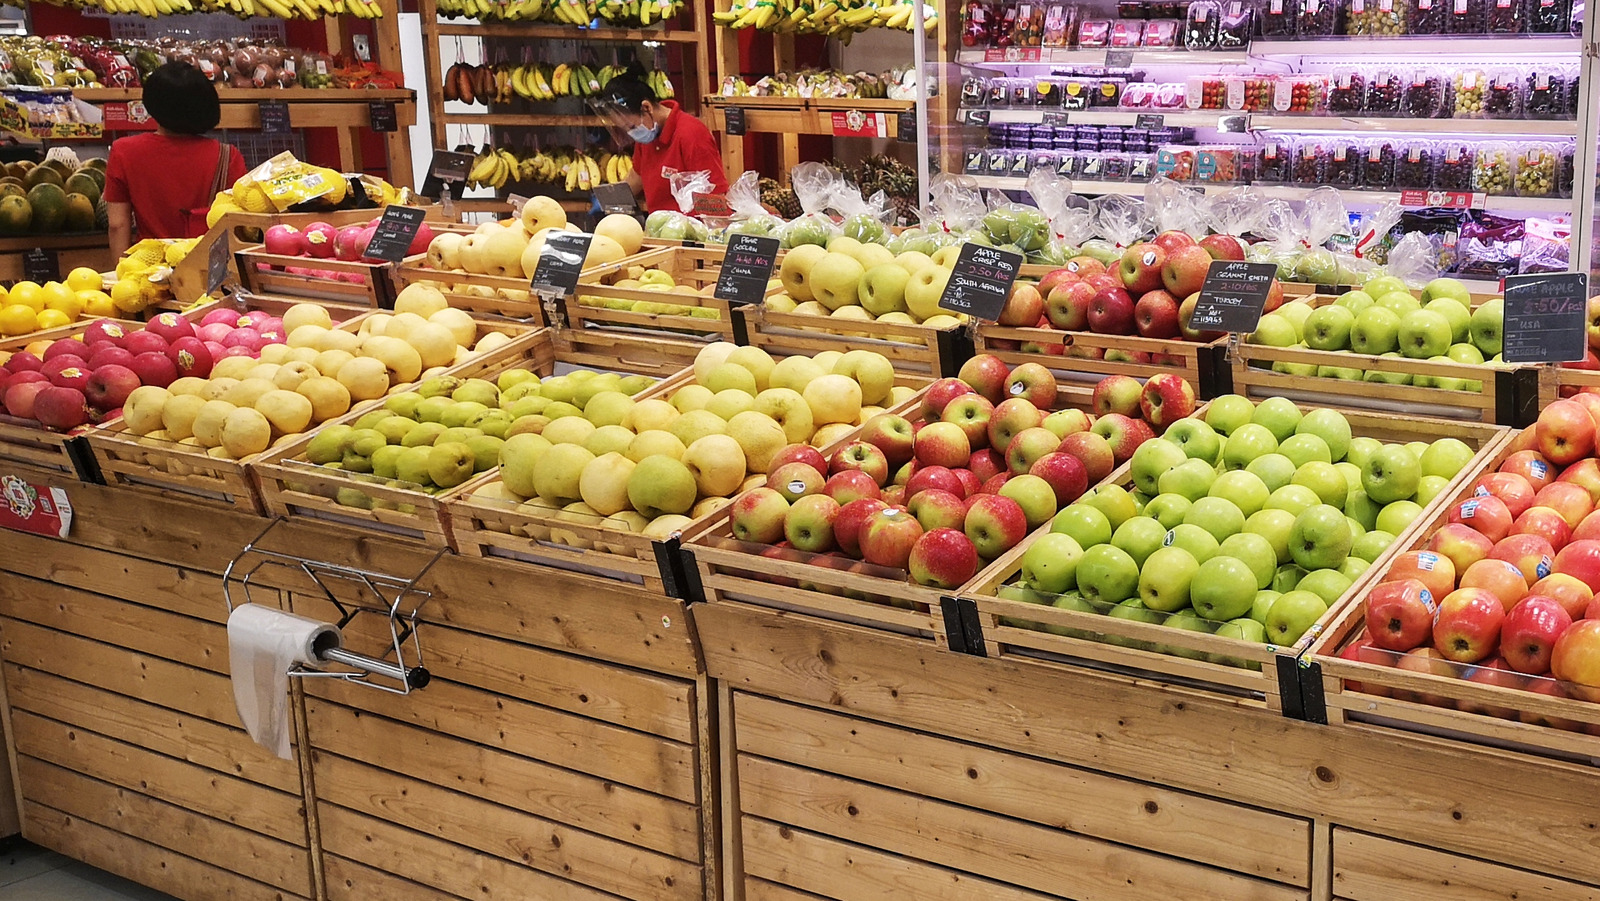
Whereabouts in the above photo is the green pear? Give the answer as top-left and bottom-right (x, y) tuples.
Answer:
(416, 376), (462, 398)
(415, 396), (454, 423)
(401, 421), (447, 447)
(452, 378), (500, 407)
(500, 381), (542, 405)
(371, 445), (406, 480)
(626, 454), (697, 518)
(375, 416), (417, 445)
(440, 401), (488, 429)
(437, 426), (483, 446)
(468, 408), (514, 439)
(464, 435), (504, 473)
(618, 375), (654, 396)
(395, 446), (434, 487)
(583, 391), (636, 427)
(353, 408), (394, 431)
(305, 425), (352, 464)
(497, 369), (538, 393)
(335, 487), (374, 509)
(503, 395), (549, 418)
(499, 433), (553, 498)
(384, 393), (424, 419)
(506, 414), (550, 437)
(427, 442), (476, 488)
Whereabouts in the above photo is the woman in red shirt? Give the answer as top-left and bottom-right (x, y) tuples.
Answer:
(103, 62), (247, 255)
(595, 65), (727, 212)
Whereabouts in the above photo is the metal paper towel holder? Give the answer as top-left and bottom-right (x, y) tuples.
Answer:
(223, 519), (444, 694)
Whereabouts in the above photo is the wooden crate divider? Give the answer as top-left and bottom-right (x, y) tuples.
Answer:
(567, 245), (775, 346)
(89, 316), (535, 516)
(973, 323), (1226, 402)
(235, 245), (397, 309)
(1303, 428), (1600, 763)
(958, 410), (1511, 712)
(745, 306), (972, 379)
(392, 255), (545, 323)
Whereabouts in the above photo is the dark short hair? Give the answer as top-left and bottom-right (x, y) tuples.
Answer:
(143, 61), (221, 134)
(601, 63), (657, 113)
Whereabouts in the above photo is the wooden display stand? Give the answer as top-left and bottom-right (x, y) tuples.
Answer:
(0, 234), (113, 284)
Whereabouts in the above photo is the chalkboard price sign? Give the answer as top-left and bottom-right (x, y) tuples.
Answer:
(258, 100), (290, 135)
(430, 149), (475, 183)
(723, 106), (747, 136)
(529, 232), (593, 298)
(594, 182), (637, 214)
(713, 234), (780, 306)
(936, 243), (1024, 322)
(207, 236), (231, 294)
(362, 205), (429, 263)
(897, 108), (917, 143)
(1503, 272), (1589, 364)
(22, 247), (57, 284)
(1189, 260), (1279, 334)
(368, 100), (397, 132)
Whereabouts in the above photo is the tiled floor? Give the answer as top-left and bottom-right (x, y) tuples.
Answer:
(0, 841), (176, 901)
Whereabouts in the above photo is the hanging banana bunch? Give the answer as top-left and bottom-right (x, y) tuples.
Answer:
(49, 0), (382, 19)
(714, 0), (935, 33)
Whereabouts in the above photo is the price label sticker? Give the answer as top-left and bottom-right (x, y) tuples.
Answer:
(936, 243), (1024, 322)
(1189, 260), (1279, 334)
(362, 206), (429, 263)
(1105, 49), (1133, 68)
(368, 100), (397, 132)
(1135, 113), (1164, 129)
(529, 231), (593, 298)
(258, 99), (290, 135)
(22, 247), (57, 284)
(1042, 111), (1069, 126)
(713, 234), (780, 307)
(723, 105), (747, 136)
(1503, 272), (1588, 364)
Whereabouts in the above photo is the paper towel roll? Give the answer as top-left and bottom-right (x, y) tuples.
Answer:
(227, 605), (342, 760)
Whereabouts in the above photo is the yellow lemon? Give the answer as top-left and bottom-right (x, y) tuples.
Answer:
(40, 282), (74, 310)
(110, 279), (146, 313)
(47, 289), (87, 320)
(65, 267), (101, 293)
(81, 290), (116, 318)
(33, 309), (70, 330)
(7, 281), (42, 312)
(0, 304), (37, 336)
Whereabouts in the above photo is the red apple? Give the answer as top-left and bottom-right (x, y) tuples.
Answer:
(1500, 450), (1556, 490)
(41, 357), (90, 392)
(1152, 230), (1198, 255)
(86, 344), (135, 371)
(143, 311), (196, 344)
(1091, 374), (1142, 418)
(1091, 413), (1154, 463)
(1030, 452), (1089, 505)
(1512, 506), (1573, 551)
(905, 465), (964, 501)
(1554, 539), (1600, 592)
(1199, 234), (1247, 261)
(908, 488), (967, 532)
(1119, 242), (1166, 295)
(1500, 596), (1572, 675)
(968, 448), (1006, 484)
(1044, 280), (1097, 331)
(834, 498), (889, 558)
(914, 422), (972, 470)
(1551, 619), (1600, 689)
(83, 364), (139, 412)
(1534, 481), (1593, 529)
(1002, 362), (1057, 410)
(1433, 587), (1506, 663)
(1385, 550), (1456, 602)
(1537, 400), (1598, 465)
(858, 506), (924, 570)
(997, 282), (1045, 327)
(908, 527), (980, 588)
(1263, 279), (1285, 314)
(32, 386), (88, 431)
(1161, 245), (1214, 299)
(3, 352), (41, 374)
(823, 469), (881, 506)
(1060, 431), (1115, 483)
(1448, 494), (1514, 544)
(964, 493), (1029, 558)
(1087, 287), (1136, 335)
(1530, 573), (1594, 621)
(1064, 256), (1107, 279)
(860, 413), (915, 466)
(769, 444), (828, 478)
(1459, 658), (1525, 719)
(1393, 647), (1455, 706)
(920, 377), (977, 422)
(1366, 578), (1438, 652)
(80, 319), (128, 348)
(768, 462), (825, 502)
(1036, 268), (1079, 298)
(830, 441), (891, 486)
(1460, 557), (1531, 612)
(943, 394), (996, 449)
(122, 330), (170, 358)
(1138, 373), (1195, 429)
(1133, 289), (1181, 338)
(1489, 534), (1555, 588)
(2, 380), (48, 419)
(952, 467), (981, 498)
(980, 472), (1012, 495)
(1473, 471), (1536, 518)
(42, 339), (86, 362)
(1559, 457), (1600, 504)
(957, 354), (1011, 404)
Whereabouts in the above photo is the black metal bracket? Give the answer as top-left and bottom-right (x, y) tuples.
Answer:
(729, 305), (752, 347)
(675, 543), (706, 604)
(1298, 657), (1329, 725)
(1275, 654), (1307, 720)
(936, 327), (976, 379)
(939, 596), (987, 656)
(64, 436), (103, 485)
(1205, 343), (1235, 398)
(651, 536), (683, 600)
(1501, 367), (1541, 428)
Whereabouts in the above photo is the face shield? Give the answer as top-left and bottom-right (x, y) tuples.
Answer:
(587, 93), (657, 148)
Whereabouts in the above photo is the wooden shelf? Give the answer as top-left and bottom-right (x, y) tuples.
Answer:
(439, 112), (603, 126)
(433, 21), (701, 41)
(74, 87), (415, 103)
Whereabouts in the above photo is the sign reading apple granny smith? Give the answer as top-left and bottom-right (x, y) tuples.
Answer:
(1190, 261), (1279, 334)
(937, 243), (1024, 322)
(1502, 272), (1588, 365)
(714, 234), (780, 306)
(530, 232), (594, 298)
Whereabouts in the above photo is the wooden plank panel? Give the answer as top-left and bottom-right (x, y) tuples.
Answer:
(0, 575), (227, 674)
(1333, 831), (1600, 901)
(746, 878), (834, 901)
(735, 693), (1309, 885)
(693, 604), (1600, 885)
(740, 755), (1306, 901)
(315, 753), (699, 901)
(317, 804), (625, 901)
(11, 711), (305, 845)
(4, 665), (299, 793)
(2, 620), (241, 725)
(18, 757), (312, 896)
(325, 855), (463, 901)
(295, 594), (695, 741)
(0, 530), (225, 623)
(307, 700), (700, 860)
(24, 800), (309, 901)
(741, 816), (1059, 901)
(307, 676), (696, 802)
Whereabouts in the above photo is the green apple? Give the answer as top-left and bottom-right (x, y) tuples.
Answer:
(1398, 309), (1453, 359)
(1316, 365), (1364, 380)
(1279, 433), (1333, 468)
(1108, 599), (1165, 648)
(1274, 301), (1314, 339)
(1272, 563), (1307, 592)
(1292, 461), (1349, 508)
(1244, 508), (1297, 564)
(1183, 496), (1246, 543)
(1375, 499), (1423, 536)
(1083, 485), (1138, 531)
(1351, 529), (1397, 563)
(1420, 276), (1471, 304)
(1266, 484), (1322, 517)
(1112, 516), (1168, 568)
(859, 263), (911, 316)
(1144, 493), (1192, 530)
(1131, 438), (1189, 496)
(1222, 423), (1279, 470)
(1470, 297), (1504, 357)
(1264, 589), (1329, 645)
(1250, 590), (1281, 625)
(1295, 408), (1352, 463)
(1349, 305), (1401, 356)
(1297, 568), (1354, 607)
(1344, 488), (1382, 531)
(1362, 444), (1421, 504)
(1421, 437), (1474, 479)
(1303, 305), (1356, 351)
(1076, 544), (1140, 604)
(1363, 275), (1409, 299)
(1364, 353), (1413, 385)
(1345, 436), (1382, 470)
(1209, 470), (1270, 517)
(1218, 617), (1268, 650)
(1426, 297), (1471, 343)
(1165, 522), (1220, 564)
(1164, 418), (1222, 464)
(1416, 475), (1450, 506)
(1446, 342), (1485, 365)
(1021, 533), (1084, 594)
(1158, 458), (1218, 502)
(1191, 555), (1261, 621)
(1339, 556), (1371, 581)
(1249, 314), (1299, 348)
(1137, 545), (1200, 612)
(1374, 291), (1421, 317)
(1273, 358), (1316, 378)
(1204, 394), (1256, 437)
(1219, 532), (1278, 590)
(1052, 504), (1113, 549)
(1162, 610), (1217, 658)
(1252, 396), (1303, 443)
(1288, 504), (1353, 570)
(1245, 453), (1298, 492)
(1335, 289), (1375, 314)
(1335, 461), (1362, 491)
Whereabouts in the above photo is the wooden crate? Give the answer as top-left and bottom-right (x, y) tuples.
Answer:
(745, 305), (972, 379)
(959, 410), (1511, 713)
(1331, 829), (1600, 900)
(683, 378), (1094, 645)
(237, 244), (396, 308)
(257, 330), (687, 547)
(1303, 430), (1600, 763)
(973, 323), (1228, 403)
(567, 244), (772, 345)
(86, 316), (534, 515)
(392, 256), (545, 323)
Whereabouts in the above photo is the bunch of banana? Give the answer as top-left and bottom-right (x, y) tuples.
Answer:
(714, 0), (932, 32)
(467, 147), (521, 190)
(78, 0), (380, 18)
(550, 62), (605, 97)
(600, 151), (634, 185)
(442, 62), (495, 105)
(563, 152), (602, 192)
(592, 0), (681, 24)
(646, 69), (675, 99)
(510, 63), (557, 100)
(518, 150), (562, 183)
(546, 0), (595, 24)
(436, 0), (538, 16)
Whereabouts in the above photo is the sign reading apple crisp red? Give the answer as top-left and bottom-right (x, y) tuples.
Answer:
(937, 243), (1024, 322)
(0, 475), (71, 538)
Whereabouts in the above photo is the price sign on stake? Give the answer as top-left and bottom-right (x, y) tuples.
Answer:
(430, 149), (475, 183)
(363, 206), (429, 263)
(1503, 272), (1588, 364)
(937, 243), (1024, 322)
(713, 234), (780, 306)
(368, 100), (397, 132)
(1189, 260), (1279, 334)
(22, 248), (57, 284)
(530, 232), (593, 298)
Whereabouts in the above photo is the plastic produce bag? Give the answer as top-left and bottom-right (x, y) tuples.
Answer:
(1093, 193), (1150, 249)
(920, 173), (987, 236)
(1520, 218), (1571, 274)
(1026, 169), (1092, 261)
(980, 195), (1053, 255)
(1457, 212), (1525, 279)
(777, 162), (842, 249)
(722, 171), (786, 239)
(668, 168), (716, 214)
(1386, 231), (1443, 288)
(1206, 185), (1267, 239)
(832, 178), (894, 245)
(1144, 177), (1208, 237)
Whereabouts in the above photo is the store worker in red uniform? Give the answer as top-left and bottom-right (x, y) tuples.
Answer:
(104, 61), (248, 255)
(595, 64), (727, 212)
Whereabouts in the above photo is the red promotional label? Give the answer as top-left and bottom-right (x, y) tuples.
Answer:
(983, 47), (1042, 61)
(1399, 189), (1480, 209)
(691, 192), (734, 219)
(0, 475), (71, 538)
(831, 111), (889, 137)
(101, 100), (158, 132)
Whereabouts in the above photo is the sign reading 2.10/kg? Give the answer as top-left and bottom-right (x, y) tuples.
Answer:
(1189, 260), (1280, 335)
(937, 243), (1024, 322)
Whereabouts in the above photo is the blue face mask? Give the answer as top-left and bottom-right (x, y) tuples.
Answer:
(629, 121), (661, 144)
